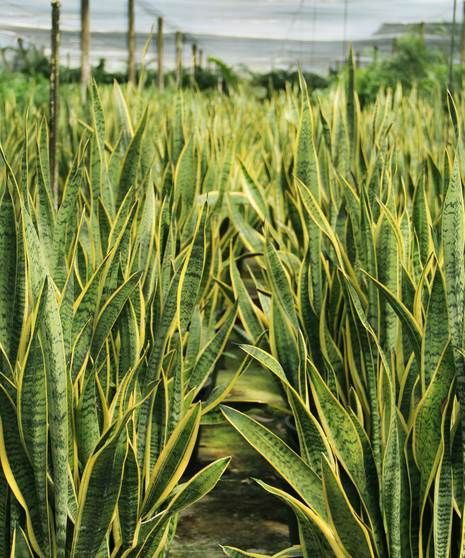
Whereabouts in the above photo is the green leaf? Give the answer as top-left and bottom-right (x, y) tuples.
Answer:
(91, 272), (141, 359)
(40, 279), (68, 557)
(188, 304), (238, 394)
(142, 404), (202, 516)
(177, 206), (207, 332)
(221, 406), (325, 516)
(119, 439), (140, 549)
(71, 426), (127, 557)
(321, 459), (374, 558)
(0, 189), (17, 360)
(118, 108), (148, 202)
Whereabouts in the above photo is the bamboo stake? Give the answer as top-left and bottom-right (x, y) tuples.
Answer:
(128, 0), (136, 84)
(461, 0), (465, 66)
(80, 0), (90, 93)
(50, 0), (60, 208)
(449, 0), (458, 90)
(157, 16), (164, 90)
(191, 43), (198, 86)
(175, 31), (183, 88)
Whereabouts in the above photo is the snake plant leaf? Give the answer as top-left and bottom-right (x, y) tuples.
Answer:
(174, 137), (196, 214)
(221, 406), (325, 516)
(52, 162), (81, 289)
(442, 155), (465, 350)
(142, 403), (202, 516)
(117, 108), (148, 203)
(0, 469), (8, 556)
(298, 251), (323, 369)
(59, 269), (75, 362)
(124, 520), (171, 558)
(90, 82), (109, 207)
(187, 303), (238, 394)
(138, 269), (183, 464)
(12, 526), (35, 557)
(71, 258), (108, 378)
(433, 383), (455, 558)
(254, 479), (342, 558)
(11, 214), (26, 365)
(75, 370), (101, 465)
(287, 390), (333, 472)
(265, 240), (298, 329)
(270, 299), (301, 390)
(309, 365), (384, 554)
(240, 161), (269, 222)
(177, 205), (207, 333)
(22, 207), (48, 300)
(423, 267), (449, 389)
(0, 386), (44, 555)
(40, 278), (68, 558)
(238, 344), (332, 470)
(156, 456), (230, 520)
(91, 271), (141, 359)
(377, 201), (400, 351)
(91, 80), (106, 147)
(71, 425), (127, 557)
(382, 410), (409, 558)
(321, 459), (374, 558)
(412, 175), (433, 266)
(230, 256), (263, 343)
(137, 182), (156, 279)
(0, 188), (17, 361)
(227, 194), (264, 253)
(239, 345), (288, 385)
(172, 93), (185, 164)
(119, 439), (140, 550)
(359, 188), (379, 328)
(362, 270), (422, 360)
(221, 547), (273, 558)
(36, 132), (55, 263)
(18, 286), (50, 556)
(413, 344), (455, 498)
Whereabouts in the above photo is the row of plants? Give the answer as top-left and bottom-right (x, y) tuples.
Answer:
(0, 54), (464, 556)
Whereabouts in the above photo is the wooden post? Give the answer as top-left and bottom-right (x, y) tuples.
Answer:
(449, 0), (458, 90)
(50, 0), (60, 208)
(191, 43), (198, 86)
(80, 0), (90, 92)
(157, 16), (164, 90)
(128, 0), (136, 84)
(192, 43), (198, 69)
(175, 31), (183, 88)
(418, 21), (425, 45)
(342, 0), (348, 60)
(461, 0), (465, 65)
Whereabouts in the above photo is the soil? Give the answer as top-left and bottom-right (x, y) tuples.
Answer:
(170, 366), (292, 557)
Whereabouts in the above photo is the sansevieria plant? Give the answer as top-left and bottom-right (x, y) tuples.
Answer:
(1, 50), (465, 558)
(0, 82), (244, 556)
(221, 74), (465, 556)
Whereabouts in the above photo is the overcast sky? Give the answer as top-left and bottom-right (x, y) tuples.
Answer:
(1, 0), (457, 41)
